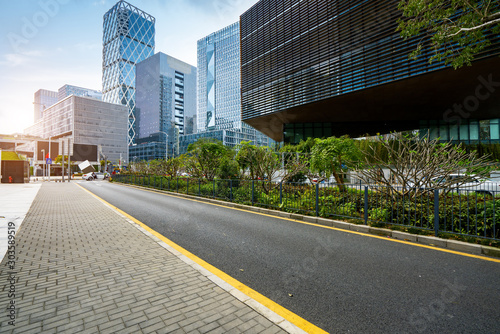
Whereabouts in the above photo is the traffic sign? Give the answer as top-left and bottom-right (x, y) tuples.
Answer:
(46, 158), (52, 165)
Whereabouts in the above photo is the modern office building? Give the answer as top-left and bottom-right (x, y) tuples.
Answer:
(102, 0), (155, 145)
(131, 52), (196, 161)
(192, 21), (272, 153)
(129, 132), (180, 162)
(197, 22), (242, 133)
(24, 95), (128, 163)
(178, 128), (276, 156)
(240, 0), (500, 144)
(34, 89), (58, 122)
(34, 85), (103, 122)
(58, 85), (102, 102)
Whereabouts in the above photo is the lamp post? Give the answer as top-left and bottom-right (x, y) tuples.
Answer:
(67, 138), (71, 183)
(61, 140), (65, 183)
(48, 136), (52, 181)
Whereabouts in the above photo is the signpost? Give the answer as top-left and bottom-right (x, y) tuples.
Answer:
(41, 149), (45, 181)
(47, 157), (52, 182)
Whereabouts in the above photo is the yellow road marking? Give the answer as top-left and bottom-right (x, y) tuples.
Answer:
(76, 183), (329, 334)
(110, 182), (500, 264)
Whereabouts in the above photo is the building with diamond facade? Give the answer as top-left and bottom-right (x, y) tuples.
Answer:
(102, 0), (155, 145)
(183, 21), (272, 155)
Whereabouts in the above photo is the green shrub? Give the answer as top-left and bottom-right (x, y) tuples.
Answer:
(114, 174), (500, 241)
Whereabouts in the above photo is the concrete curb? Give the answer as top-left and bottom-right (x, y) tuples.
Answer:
(116, 182), (500, 259)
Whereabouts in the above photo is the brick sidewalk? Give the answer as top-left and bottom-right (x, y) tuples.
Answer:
(0, 183), (293, 333)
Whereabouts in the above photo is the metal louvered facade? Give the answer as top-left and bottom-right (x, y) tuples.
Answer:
(240, 0), (500, 143)
(102, 0), (155, 145)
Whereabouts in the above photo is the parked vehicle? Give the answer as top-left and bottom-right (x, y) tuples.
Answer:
(408, 174), (500, 195)
(434, 174), (500, 195)
(82, 172), (109, 181)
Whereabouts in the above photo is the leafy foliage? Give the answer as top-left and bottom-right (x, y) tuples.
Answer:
(113, 173), (500, 240)
(398, 0), (500, 68)
(187, 138), (229, 180)
(235, 141), (261, 180)
(310, 136), (361, 187)
(217, 154), (240, 180)
(55, 155), (73, 168)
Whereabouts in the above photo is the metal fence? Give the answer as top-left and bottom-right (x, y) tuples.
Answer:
(112, 175), (500, 241)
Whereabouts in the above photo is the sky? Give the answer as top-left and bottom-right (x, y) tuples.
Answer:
(0, 0), (259, 135)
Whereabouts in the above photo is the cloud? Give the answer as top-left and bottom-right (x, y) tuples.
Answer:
(0, 51), (43, 67)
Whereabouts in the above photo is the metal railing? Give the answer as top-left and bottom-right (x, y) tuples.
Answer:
(112, 175), (500, 241)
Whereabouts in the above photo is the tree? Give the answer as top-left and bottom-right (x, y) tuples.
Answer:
(236, 141), (259, 180)
(255, 146), (281, 183)
(187, 138), (228, 180)
(237, 142), (296, 193)
(55, 155), (70, 168)
(280, 137), (316, 155)
(165, 155), (187, 177)
(100, 159), (112, 172)
(130, 160), (148, 174)
(147, 159), (170, 176)
(55, 155), (76, 174)
(236, 142), (282, 181)
(309, 136), (361, 190)
(216, 155), (240, 180)
(355, 132), (494, 197)
(398, 0), (500, 68)
(279, 139), (316, 183)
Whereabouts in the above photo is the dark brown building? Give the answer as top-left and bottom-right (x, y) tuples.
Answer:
(240, 0), (500, 144)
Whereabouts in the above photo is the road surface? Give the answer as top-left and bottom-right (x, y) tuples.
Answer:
(80, 181), (500, 333)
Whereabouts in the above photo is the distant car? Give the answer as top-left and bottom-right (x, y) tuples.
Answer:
(409, 174), (500, 195)
(82, 172), (109, 181)
(434, 174), (500, 195)
(82, 172), (94, 181)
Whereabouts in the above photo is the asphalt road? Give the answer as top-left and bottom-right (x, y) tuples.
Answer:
(80, 181), (500, 333)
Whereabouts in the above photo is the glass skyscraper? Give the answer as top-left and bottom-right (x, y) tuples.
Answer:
(102, 0), (155, 145)
(131, 52), (197, 160)
(58, 85), (102, 102)
(194, 22), (272, 151)
(34, 89), (58, 122)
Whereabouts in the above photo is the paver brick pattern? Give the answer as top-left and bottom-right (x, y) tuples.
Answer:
(0, 183), (288, 333)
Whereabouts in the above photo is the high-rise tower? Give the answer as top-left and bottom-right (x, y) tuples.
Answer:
(190, 21), (272, 152)
(102, 0), (155, 145)
(130, 52), (197, 160)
